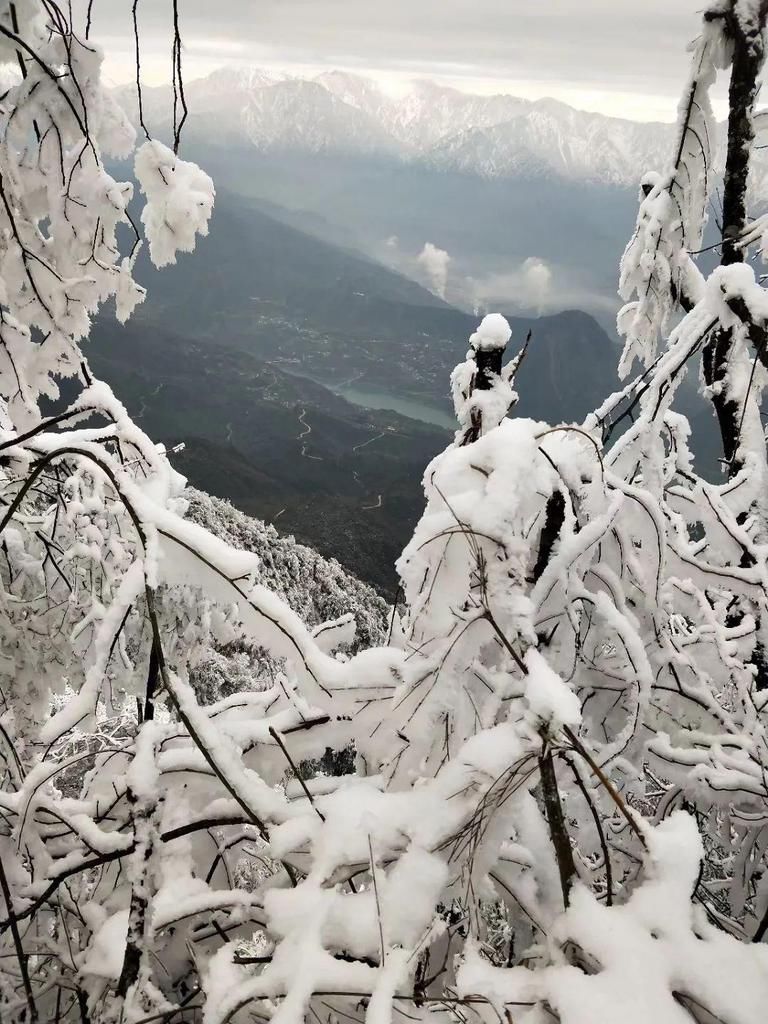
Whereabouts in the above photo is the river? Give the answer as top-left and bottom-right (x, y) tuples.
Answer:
(334, 384), (455, 431)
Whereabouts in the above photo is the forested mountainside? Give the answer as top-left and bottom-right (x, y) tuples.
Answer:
(184, 487), (388, 705)
(185, 489), (389, 649)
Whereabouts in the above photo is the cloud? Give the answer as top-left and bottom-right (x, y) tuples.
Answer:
(383, 240), (616, 323)
(417, 242), (451, 300)
(83, 0), (723, 121)
(468, 257), (617, 320)
(470, 257), (552, 314)
(521, 257), (552, 314)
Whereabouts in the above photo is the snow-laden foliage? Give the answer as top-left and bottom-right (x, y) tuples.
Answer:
(185, 490), (388, 651)
(617, 23), (720, 372)
(184, 491), (387, 705)
(135, 139), (214, 269)
(2, 3), (768, 1024)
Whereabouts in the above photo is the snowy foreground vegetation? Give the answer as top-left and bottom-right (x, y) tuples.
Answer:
(3, 2), (768, 1022)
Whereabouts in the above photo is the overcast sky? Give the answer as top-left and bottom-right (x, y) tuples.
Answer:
(88, 1), (732, 122)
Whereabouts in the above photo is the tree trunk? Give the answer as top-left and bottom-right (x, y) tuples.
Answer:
(702, 2), (767, 476)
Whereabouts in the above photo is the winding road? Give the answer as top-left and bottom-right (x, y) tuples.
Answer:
(136, 382), (164, 421)
(297, 407), (323, 461)
(292, 406), (396, 507)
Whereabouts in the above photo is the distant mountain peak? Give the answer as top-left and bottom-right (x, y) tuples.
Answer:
(117, 65), (762, 189)
(203, 66), (283, 91)
(314, 69), (387, 103)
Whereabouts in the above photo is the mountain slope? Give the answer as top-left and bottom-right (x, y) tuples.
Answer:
(426, 102), (677, 185)
(86, 316), (450, 594)
(184, 146), (632, 329)
(126, 189), (621, 422)
(129, 186), (448, 343)
(186, 488), (389, 649)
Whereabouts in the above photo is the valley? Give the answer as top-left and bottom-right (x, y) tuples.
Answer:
(88, 191), (623, 592)
(127, 190), (623, 418)
(87, 317), (451, 594)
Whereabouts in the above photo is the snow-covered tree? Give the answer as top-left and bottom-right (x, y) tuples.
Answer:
(2, 3), (768, 1024)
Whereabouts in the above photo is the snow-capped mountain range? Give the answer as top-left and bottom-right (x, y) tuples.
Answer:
(120, 67), (690, 188)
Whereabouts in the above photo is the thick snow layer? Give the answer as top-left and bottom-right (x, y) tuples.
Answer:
(458, 815), (768, 1024)
(524, 648), (581, 730)
(470, 313), (513, 352)
(81, 910), (129, 981)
